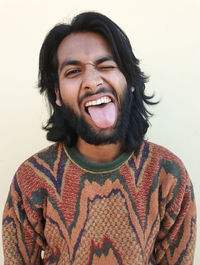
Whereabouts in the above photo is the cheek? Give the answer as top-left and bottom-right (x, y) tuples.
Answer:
(59, 80), (79, 107)
(119, 74), (127, 91)
(111, 71), (127, 95)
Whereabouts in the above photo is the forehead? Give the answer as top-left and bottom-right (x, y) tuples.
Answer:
(57, 32), (113, 63)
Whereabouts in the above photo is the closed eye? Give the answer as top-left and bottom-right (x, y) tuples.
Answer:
(99, 65), (116, 70)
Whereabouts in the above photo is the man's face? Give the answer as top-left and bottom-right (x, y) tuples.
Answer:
(55, 32), (132, 145)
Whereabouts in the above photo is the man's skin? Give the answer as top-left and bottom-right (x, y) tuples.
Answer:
(55, 32), (134, 163)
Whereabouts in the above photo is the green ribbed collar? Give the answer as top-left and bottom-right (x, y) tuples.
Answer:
(63, 143), (133, 173)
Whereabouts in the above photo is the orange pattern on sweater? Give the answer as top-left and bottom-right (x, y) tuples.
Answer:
(2, 141), (196, 264)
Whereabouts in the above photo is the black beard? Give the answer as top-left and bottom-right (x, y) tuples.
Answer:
(59, 86), (133, 146)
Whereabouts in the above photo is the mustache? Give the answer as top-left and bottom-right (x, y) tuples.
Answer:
(78, 87), (117, 106)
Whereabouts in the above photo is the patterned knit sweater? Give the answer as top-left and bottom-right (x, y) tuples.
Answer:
(2, 141), (196, 265)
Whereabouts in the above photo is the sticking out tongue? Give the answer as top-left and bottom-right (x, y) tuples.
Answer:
(87, 102), (116, 128)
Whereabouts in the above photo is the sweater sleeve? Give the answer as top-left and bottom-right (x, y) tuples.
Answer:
(2, 170), (46, 265)
(154, 165), (196, 265)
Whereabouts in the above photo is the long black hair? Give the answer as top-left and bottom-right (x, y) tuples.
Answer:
(38, 11), (157, 153)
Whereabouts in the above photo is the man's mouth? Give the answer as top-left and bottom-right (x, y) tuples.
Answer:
(83, 95), (117, 129)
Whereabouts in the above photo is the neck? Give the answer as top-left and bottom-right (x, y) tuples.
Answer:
(76, 138), (122, 163)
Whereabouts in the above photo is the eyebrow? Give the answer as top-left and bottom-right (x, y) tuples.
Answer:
(59, 56), (115, 73)
(95, 56), (115, 65)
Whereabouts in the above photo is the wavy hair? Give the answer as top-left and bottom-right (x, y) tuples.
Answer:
(38, 11), (157, 153)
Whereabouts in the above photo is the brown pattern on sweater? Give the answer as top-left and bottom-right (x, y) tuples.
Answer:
(2, 141), (196, 264)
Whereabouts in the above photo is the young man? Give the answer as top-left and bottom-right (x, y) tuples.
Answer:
(2, 12), (196, 264)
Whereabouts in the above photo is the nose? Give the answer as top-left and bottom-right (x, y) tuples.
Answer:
(81, 65), (103, 91)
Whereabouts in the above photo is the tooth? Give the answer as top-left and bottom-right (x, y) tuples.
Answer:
(85, 101), (90, 107)
(85, 96), (111, 107)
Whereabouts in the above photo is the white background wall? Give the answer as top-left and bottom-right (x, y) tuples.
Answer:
(0, 0), (199, 263)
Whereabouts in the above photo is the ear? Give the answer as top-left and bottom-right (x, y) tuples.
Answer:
(131, 86), (135, 92)
(55, 88), (62, 107)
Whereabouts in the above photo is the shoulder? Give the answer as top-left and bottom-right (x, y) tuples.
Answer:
(21, 142), (63, 165)
(142, 140), (191, 187)
(14, 142), (65, 185)
(27, 142), (64, 166)
(144, 140), (186, 169)
(145, 140), (183, 162)
(143, 141), (195, 204)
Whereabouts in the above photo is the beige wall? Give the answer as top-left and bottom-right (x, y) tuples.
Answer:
(0, 0), (199, 263)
